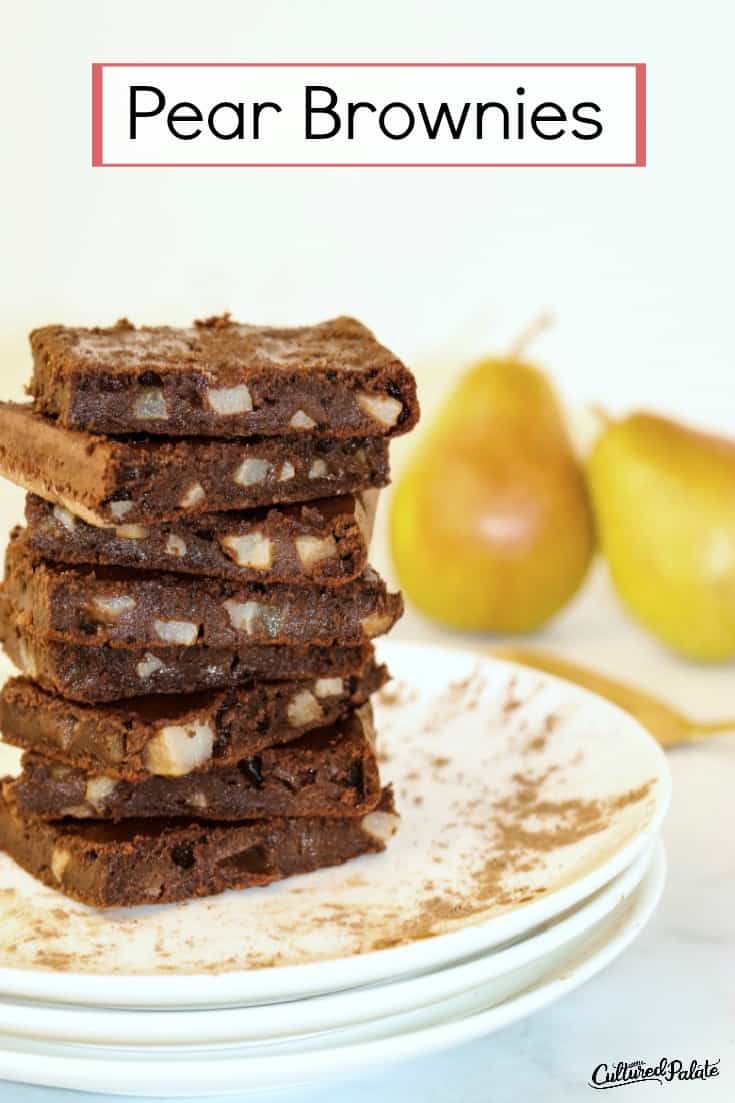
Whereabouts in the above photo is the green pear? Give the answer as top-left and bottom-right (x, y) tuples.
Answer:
(390, 356), (595, 633)
(587, 413), (735, 660)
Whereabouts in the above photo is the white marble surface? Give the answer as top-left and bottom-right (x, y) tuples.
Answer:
(1, 488), (734, 1101)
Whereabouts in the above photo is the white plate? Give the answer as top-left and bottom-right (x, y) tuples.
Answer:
(0, 842), (666, 1096)
(0, 640), (670, 1007)
(0, 839), (655, 1048)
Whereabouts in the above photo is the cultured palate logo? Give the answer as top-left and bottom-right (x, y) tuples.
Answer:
(589, 1057), (720, 1090)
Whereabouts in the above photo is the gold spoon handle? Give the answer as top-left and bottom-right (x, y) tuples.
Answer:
(690, 719), (735, 737)
(490, 646), (734, 749)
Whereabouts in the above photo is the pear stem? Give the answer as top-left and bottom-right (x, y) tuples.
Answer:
(508, 312), (555, 360)
(588, 402), (613, 428)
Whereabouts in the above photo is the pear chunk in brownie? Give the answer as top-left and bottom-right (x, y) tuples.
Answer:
(0, 659), (387, 780)
(7, 704), (381, 822)
(24, 491), (378, 587)
(3, 534), (403, 650)
(0, 787), (398, 907)
(0, 403), (389, 527)
(0, 310), (417, 909)
(0, 600), (374, 703)
(29, 315), (419, 439)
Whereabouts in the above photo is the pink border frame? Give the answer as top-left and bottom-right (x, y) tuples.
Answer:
(91, 62), (646, 168)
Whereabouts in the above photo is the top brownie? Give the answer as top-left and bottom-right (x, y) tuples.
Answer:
(29, 315), (419, 439)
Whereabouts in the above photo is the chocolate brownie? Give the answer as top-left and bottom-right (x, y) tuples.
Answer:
(0, 602), (374, 703)
(7, 704), (381, 822)
(0, 660), (387, 779)
(0, 403), (389, 527)
(3, 534), (403, 649)
(24, 490), (378, 587)
(0, 787), (398, 906)
(29, 315), (419, 439)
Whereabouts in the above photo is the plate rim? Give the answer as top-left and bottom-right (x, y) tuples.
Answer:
(0, 639), (672, 1007)
(0, 841), (667, 1097)
(0, 838), (657, 1046)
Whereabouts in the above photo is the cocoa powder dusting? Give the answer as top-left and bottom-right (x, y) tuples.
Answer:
(361, 772), (655, 951)
(0, 664), (661, 974)
(377, 683), (418, 710)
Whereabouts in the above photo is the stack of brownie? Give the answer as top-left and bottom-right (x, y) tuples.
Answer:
(0, 315), (418, 907)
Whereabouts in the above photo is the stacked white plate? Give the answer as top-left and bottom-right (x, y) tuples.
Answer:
(0, 640), (670, 1097)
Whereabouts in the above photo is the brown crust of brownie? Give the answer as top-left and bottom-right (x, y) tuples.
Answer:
(3, 533), (403, 650)
(0, 661), (388, 779)
(0, 600), (374, 703)
(0, 786), (397, 906)
(24, 491), (377, 587)
(8, 704), (381, 822)
(0, 403), (389, 527)
(28, 315), (419, 440)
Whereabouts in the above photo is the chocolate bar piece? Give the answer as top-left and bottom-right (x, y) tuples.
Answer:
(0, 403), (389, 527)
(7, 704), (381, 822)
(24, 490), (378, 587)
(0, 661), (387, 779)
(0, 787), (398, 906)
(29, 315), (419, 439)
(0, 603), (374, 703)
(3, 534), (403, 649)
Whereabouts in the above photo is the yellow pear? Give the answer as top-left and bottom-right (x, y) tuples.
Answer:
(587, 413), (735, 660)
(390, 356), (595, 632)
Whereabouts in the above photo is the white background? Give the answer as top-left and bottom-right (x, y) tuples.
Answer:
(1, 3), (734, 1102)
(0, 0), (733, 437)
